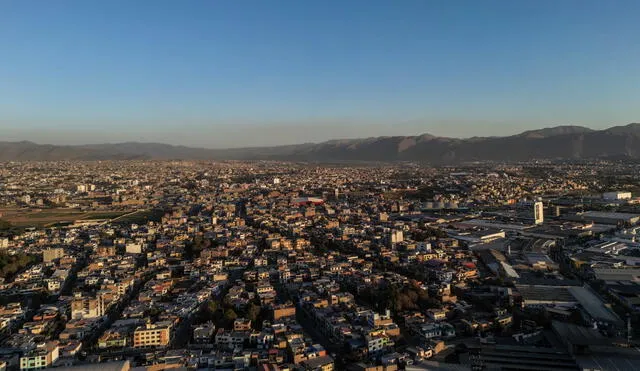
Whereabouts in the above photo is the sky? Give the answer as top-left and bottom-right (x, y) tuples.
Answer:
(1, 0), (640, 148)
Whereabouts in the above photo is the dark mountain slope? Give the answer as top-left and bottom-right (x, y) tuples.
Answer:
(3, 123), (640, 162)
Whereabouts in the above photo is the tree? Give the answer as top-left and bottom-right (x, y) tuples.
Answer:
(194, 300), (222, 324)
(0, 252), (37, 280)
(247, 303), (261, 323)
(224, 308), (238, 322)
(0, 220), (12, 230)
(144, 306), (162, 319)
(405, 289), (419, 303)
(0, 220), (24, 238)
(207, 300), (219, 313)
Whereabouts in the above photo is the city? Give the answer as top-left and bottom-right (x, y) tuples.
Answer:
(1, 160), (640, 370)
(4, 1), (640, 370)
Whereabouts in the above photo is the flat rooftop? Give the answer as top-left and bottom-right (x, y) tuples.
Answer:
(568, 286), (622, 324)
(581, 211), (640, 219)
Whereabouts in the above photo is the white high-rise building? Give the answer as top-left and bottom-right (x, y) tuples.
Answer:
(388, 229), (404, 246)
(534, 201), (544, 224)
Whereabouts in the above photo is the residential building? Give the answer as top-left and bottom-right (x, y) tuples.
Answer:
(43, 248), (64, 263)
(20, 342), (59, 370)
(133, 322), (172, 348)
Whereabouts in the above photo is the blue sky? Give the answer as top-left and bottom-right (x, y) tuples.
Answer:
(1, 0), (639, 147)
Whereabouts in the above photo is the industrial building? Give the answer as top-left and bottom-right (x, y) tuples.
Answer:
(571, 211), (640, 225)
(603, 191), (632, 201)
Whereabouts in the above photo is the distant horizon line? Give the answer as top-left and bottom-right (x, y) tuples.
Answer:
(2, 123), (639, 149)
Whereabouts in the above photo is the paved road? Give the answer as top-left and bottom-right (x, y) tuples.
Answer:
(171, 301), (206, 349)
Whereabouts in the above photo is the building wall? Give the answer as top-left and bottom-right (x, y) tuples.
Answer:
(43, 248), (64, 263)
(133, 326), (171, 348)
(71, 296), (104, 320)
(534, 201), (544, 224)
(603, 191), (632, 200)
(20, 343), (59, 371)
(125, 243), (143, 254)
(273, 306), (296, 320)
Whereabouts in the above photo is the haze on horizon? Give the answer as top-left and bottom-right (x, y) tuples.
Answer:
(2, 0), (640, 148)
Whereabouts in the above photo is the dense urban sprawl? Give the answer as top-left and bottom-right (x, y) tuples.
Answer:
(2, 160), (640, 370)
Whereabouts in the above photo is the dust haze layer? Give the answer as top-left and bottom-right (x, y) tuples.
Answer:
(2, 124), (640, 163)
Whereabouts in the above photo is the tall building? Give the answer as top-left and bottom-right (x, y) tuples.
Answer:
(133, 322), (172, 348)
(388, 229), (404, 247)
(20, 342), (59, 370)
(517, 200), (544, 225)
(43, 248), (64, 263)
(71, 294), (105, 320)
(534, 201), (544, 224)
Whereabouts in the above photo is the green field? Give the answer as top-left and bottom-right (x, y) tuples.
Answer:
(111, 209), (165, 225)
(0, 208), (130, 228)
(0, 207), (166, 229)
(80, 211), (129, 220)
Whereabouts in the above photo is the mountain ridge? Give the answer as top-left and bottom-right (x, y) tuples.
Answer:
(3, 123), (640, 163)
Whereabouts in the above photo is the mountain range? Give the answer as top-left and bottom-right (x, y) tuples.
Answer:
(3, 123), (640, 163)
